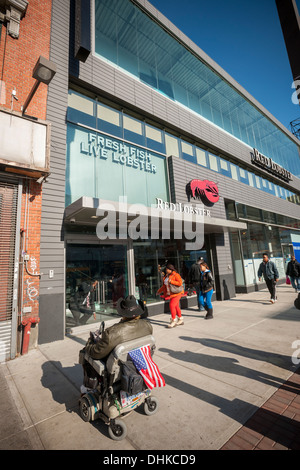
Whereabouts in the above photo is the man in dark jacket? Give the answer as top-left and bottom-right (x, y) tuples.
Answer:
(286, 256), (300, 293)
(69, 280), (98, 325)
(258, 253), (279, 303)
(189, 257), (205, 311)
(84, 295), (153, 360)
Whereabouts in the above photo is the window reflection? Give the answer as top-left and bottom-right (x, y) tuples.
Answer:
(68, 88), (300, 206)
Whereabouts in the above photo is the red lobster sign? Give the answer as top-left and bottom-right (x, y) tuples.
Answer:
(187, 179), (219, 207)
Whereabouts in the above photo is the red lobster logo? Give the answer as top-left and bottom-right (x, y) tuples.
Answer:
(186, 179), (219, 206)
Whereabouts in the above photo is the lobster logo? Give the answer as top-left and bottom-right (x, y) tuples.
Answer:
(186, 179), (219, 207)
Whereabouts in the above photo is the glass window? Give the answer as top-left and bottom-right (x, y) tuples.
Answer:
(229, 232), (245, 286)
(133, 237), (210, 304)
(239, 168), (249, 184)
(165, 133), (180, 157)
(68, 91), (96, 128)
(97, 103), (122, 137)
(181, 140), (196, 164)
(208, 153), (219, 172)
(219, 157), (231, 177)
(230, 163), (238, 180)
(94, 0), (300, 177)
(145, 124), (164, 153)
(66, 243), (128, 329)
(248, 172), (254, 187)
(255, 175), (261, 189)
(66, 124), (169, 207)
(123, 115), (145, 146)
(196, 148), (207, 167)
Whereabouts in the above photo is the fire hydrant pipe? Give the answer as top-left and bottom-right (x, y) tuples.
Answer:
(21, 317), (40, 355)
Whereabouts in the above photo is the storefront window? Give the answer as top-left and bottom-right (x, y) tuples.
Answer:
(133, 238), (209, 303)
(229, 232), (245, 286)
(66, 243), (128, 328)
(66, 123), (169, 207)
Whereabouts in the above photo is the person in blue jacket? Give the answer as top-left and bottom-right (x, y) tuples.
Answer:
(199, 261), (214, 320)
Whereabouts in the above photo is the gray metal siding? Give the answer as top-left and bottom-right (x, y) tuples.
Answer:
(169, 156), (300, 221)
(72, 49), (300, 193)
(39, 0), (70, 342)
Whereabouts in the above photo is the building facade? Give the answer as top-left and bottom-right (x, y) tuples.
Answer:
(0, 0), (53, 360)
(39, 0), (300, 345)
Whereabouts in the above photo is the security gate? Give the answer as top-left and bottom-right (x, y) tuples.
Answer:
(0, 181), (20, 361)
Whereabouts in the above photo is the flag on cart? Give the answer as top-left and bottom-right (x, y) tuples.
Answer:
(129, 345), (165, 389)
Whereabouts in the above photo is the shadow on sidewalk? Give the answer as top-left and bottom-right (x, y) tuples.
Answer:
(179, 337), (293, 370)
(159, 347), (287, 389)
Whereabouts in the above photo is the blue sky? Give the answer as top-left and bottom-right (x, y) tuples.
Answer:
(150, 0), (300, 133)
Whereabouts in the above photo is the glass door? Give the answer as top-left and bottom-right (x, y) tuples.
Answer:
(66, 242), (129, 328)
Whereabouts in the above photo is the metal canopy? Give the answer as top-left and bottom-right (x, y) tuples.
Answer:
(64, 197), (247, 234)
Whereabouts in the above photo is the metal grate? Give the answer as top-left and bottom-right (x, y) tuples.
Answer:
(0, 182), (18, 361)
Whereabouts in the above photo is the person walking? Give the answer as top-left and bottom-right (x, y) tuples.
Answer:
(199, 261), (214, 320)
(189, 257), (205, 311)
(258, 253), (279, 303)
(286, 255), (300, 293)
(157, 263), (184, 328)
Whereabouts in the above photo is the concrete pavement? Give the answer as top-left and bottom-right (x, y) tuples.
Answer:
(1, 284), (299, 450)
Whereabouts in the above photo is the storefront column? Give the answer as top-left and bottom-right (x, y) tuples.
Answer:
(209, 232), (236, 300)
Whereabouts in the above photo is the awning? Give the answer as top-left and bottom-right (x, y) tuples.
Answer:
(64, 197), (247, 234)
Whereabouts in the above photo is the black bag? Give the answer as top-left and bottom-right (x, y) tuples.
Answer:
(121, 360), (144, 395)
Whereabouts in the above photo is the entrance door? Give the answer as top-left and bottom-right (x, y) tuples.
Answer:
(66, 242), (129, 328)
(281, 243), (294, 273)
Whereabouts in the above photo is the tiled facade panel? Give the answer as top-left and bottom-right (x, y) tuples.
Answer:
(169, 156), (300, 222)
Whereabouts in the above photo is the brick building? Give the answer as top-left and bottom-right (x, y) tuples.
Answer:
(0, 0), (53, 360)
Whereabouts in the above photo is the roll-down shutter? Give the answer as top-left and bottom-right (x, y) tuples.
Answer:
(0, 182), (18, 361)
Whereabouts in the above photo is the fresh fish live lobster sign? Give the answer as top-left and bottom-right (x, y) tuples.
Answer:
(186, 179), (219, 207)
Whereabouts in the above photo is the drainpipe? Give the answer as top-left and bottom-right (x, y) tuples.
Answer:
(21, 317), (40, 355)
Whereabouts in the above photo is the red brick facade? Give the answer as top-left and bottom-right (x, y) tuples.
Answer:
(0, 0), (52, 118)
(0, 0), (52, 354)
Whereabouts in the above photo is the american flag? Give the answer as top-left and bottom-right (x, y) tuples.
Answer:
(129, 345), (165, 390)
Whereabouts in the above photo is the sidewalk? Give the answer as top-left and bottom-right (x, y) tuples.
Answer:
(0, 284), (299, 450)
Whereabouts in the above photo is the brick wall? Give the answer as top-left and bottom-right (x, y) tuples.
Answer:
(0, 0), (52, 118)
(0, 0), (52, 352)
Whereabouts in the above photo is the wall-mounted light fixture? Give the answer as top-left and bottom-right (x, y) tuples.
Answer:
(22, 56), (57, 116)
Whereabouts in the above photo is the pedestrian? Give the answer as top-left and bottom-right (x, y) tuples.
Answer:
(199, 261), (214, 319)
(286, 255), (300, 293)
(189, 257), (205, 311)
(69, 279), (98, 325)
(258, 253), (279, 303)
(83, 295), (152, 360)
(157, 263), (184, 328)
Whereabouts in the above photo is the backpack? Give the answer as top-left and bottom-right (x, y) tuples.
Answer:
(121, 360), (144, 395)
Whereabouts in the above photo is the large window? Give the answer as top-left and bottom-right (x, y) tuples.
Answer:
(94, 0), (300, 177)
(68, 89), (300, 206)
(133, 238), (210, 304)
(226, 202), (300, 286)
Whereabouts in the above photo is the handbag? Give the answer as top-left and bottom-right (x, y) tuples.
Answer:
(169, 276), (184, 294)
(286, 275), (291, 285)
